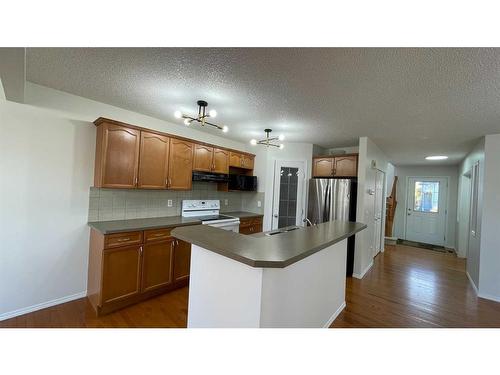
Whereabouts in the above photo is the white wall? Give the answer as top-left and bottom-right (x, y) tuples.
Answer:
(478, 134), (500, 301)
(0, 83), (249, 320)
(392, 165), (459, 249)
(385, 163), (395, 198)
(457, 138), (485, 289)
(353, 137), (389, 278)
(0, 48), (25, 103)
(249, 143), (313, 231)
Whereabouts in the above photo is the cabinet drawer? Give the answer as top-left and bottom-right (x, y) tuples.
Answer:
(239, 218), (253, 227)
(104, 231), (143, 249)
(251, 217), (263, 225)
(144, 228), (173, 243)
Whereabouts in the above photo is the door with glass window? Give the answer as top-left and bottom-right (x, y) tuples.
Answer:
(405, 177), (448, 246)
(272, 161), (306, 230)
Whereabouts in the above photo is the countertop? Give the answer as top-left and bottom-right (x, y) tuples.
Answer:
(88, 216), (202, 234)
(223, 211), (264, 219)
(171, 220), (366, 268)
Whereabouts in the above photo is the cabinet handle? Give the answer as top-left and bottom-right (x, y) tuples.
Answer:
(135, 177), (138, 186)
(166, 178), (169, 187)
(117, 237), (131, 242)
(140, 246), (143, 255)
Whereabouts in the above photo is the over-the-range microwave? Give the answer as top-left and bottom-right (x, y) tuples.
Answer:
(228, 174), (257, 191)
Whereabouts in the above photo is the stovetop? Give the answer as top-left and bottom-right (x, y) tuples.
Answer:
(192, 214), (237, 222)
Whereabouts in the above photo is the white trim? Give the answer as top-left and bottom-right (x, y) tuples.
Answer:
(478, 292), (500, 303)
(0, 291), (87, 321)
(352, 260), (373, 279)
(323, 301), (346, 328)
(466, 271), (479, 295)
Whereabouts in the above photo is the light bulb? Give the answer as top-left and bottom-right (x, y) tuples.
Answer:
(184, 118), (191, 126)
(279, 144), (285, 150)
(250, 139), (257, 146)
(174, 110), (182, 119)
(278, 134), (285, 141)
(209, 109), (217, 118)
(222, 125), (229, 133)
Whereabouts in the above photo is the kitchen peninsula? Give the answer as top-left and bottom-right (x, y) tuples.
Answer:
(172, 220), (366, 328)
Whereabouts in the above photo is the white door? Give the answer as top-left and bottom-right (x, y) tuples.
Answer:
(272, 161), (306, 230)
(373, 170), (385, 256)
(405, 177), (448, 246)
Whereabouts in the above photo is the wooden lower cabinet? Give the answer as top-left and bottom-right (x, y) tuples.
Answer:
(101, 245), (142, 305)
(173, 240), (191, 282)
(239, 216), (263, 235)
(141, 239), (174, 293)
(88, 227), (192, 316)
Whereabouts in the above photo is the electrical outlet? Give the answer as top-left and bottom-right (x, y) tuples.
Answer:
(257, 200), (262, 208)
(167, 199), (173, 207)
(224, 199), (228, 206)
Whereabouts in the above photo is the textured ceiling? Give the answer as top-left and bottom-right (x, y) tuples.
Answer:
(26, 48), (500, 165)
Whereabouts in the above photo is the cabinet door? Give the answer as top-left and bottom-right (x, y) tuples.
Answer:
(141, 239), (174, 293)
(173, 240), (191, 282)
(168, 139), (194, 190)
(334, 155), (358, 177)
(213, 148), (229, 174)
(313, 158), (334, 177)
(193, 144), (214, 172)
(138, 131), (170, 189)
(98, 123), (141, 188)
(229, 152), (243, 167)
(242, 155), (254, 170)
(101, 245), (142, 305)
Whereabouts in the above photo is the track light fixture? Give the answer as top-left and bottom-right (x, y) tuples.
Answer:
(250, 129), (285, 149)
(174, 100), (228, 132)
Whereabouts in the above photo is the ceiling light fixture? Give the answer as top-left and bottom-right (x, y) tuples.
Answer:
(174, 100), (227, 132)
(250, 129), (285, 149)
(425, 155), (448, 160)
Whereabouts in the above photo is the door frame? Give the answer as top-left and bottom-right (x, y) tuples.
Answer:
(373, 169), (386, 257)
(271, 160), (307, 230)
(403, 175), (449, 245)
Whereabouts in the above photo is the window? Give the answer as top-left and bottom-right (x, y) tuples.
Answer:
(414, 181), (440, 213)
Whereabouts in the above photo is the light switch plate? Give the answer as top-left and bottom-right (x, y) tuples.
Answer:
(167, 199), (173, 207)
(224, 199), (228, 206)
(257, 200), (262, 207)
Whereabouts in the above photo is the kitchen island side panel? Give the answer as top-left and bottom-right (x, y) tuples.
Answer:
(259, 239), (347, 328)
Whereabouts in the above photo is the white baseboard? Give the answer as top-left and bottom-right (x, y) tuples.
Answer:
(478, 292), (500, 303)
(352, 260), (373, 279)
(323, 301), (346, 328)
(0, 291), (87, 321)
(466, 271), (479, 295)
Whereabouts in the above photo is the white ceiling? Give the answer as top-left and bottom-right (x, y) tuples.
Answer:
(26, 48), (500, 165)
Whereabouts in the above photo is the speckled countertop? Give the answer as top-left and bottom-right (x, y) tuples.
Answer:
(88, 216), (201, 234)
(171, 220), (366, 268)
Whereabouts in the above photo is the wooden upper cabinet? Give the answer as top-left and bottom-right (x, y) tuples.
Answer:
(229, 152), (242, 168)
(193, 144), (214, 172)
(95, 122), (141, 188)
(137, 131), (170, 189)
(313, 158), (334, 177)
(141, 239), (174, 293)
(213, 148), (229, 174)
(242, 155), (254, 170)
(168, 138), (194, 190)
(312, 154), (358, 178)
(334, 155), (358, 177)
(101, 245), (142, 305)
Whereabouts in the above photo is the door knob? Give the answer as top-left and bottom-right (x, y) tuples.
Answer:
(273, 214), (278, 218)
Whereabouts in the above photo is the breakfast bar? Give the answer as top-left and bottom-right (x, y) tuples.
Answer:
(172, 220), (366, 328)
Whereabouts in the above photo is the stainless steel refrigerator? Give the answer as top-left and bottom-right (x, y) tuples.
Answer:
(307, 179), (357, 276)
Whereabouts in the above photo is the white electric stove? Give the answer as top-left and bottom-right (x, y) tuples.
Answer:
(181, 200), (240, 232)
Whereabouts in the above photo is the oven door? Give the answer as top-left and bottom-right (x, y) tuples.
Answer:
(207, 221), (240, 233)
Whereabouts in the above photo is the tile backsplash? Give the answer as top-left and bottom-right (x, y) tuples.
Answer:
(88, 182), (265, 222)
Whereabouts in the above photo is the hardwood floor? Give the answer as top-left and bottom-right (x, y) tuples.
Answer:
(2, 244), (500, 328)
(332, 244), (500, 328)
